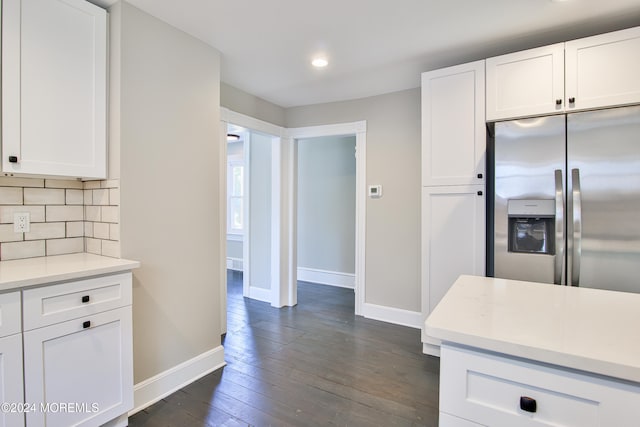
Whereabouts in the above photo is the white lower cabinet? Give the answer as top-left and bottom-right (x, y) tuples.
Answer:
(439, 412), (483, 427)
(439, 344), (640, 426)
(23, 307), (133, 427)
(0, 333), (25, 427)
(0, 272), (133, 427)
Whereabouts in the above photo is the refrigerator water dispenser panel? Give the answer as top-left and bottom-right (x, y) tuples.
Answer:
(508, 200), (555, 255)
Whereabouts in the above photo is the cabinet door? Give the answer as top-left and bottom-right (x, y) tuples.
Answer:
(566, 26), (640, 111)
(422, 60), (485, 186)
(421, 186), (485, 347)
(486, 44), (564, 120)
(24, 307), (133, 427)
(2, 0), (107, 179)
(0, 334), (25, 427)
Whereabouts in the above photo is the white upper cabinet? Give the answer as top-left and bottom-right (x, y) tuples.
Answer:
(487, 26), (640, 121)
(565, 26), (640, 112)
(422, 60), (486, 186)
(2, 0), (107, 179)
(486, 43), (565, 121)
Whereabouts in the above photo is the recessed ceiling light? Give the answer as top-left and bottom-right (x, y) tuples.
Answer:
(312, 57), (328, 68)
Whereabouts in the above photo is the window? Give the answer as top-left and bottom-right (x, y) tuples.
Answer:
(228, 160), (244, 236)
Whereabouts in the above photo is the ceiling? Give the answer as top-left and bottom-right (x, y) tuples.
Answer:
(94, 0), (640, 108)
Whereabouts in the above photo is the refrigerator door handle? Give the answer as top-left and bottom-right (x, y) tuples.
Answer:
(571, 168), (582, 286)
(554, 169), (565, 285)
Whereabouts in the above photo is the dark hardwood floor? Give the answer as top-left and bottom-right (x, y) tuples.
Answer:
(128, 271), (440, 426)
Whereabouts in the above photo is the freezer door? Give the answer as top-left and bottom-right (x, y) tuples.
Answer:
(494, 115), (566, 284)
(567, 105), (640, 293)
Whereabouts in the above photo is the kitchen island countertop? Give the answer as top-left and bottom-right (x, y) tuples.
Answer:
(0, 253), (140, 291)
(425, 275), (640, 383)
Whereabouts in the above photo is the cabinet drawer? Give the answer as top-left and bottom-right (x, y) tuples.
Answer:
(23, 272), (132, 331)
(0, 291), (21, 337)
(440, 344), (640, 427)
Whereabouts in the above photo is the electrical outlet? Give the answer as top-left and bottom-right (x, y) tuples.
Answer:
(14, 212), (30, 233)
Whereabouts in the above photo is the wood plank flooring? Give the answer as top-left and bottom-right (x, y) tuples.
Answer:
(128, 271), (440, 426)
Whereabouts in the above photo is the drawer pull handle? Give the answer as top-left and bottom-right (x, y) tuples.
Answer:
(520, 396), (537, 413)
(83, 321), (91, 329)
(82, 295), (90, 303)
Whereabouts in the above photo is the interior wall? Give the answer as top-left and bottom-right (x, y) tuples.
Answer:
(286, 89), (422, 312)
(297, 135), (356, 275)
(221, 83), (286, 127)
(116, 2), (222, 383)
(249, 132), (272, 290)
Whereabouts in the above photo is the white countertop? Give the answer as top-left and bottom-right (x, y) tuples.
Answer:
(425, 275), (640, 383)
(0, 253), (140, 291)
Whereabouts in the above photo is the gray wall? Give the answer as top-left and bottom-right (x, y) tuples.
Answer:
(287, 89), (421, 312)
(297, 136), (356, 274)
(113, 2), (222, 383)
(221, 83), (286, 127)
(249, 133), (272, 290)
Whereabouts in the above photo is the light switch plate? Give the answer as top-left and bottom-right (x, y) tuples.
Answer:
(368, 185), (382, 199)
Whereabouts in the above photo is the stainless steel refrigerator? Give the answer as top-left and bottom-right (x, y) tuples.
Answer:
(490, 105), (640, 293)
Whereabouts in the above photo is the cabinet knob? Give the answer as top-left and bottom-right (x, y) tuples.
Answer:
(520, 396), (537, 413)
(569, 97), (576, 104)
(83, 320), (91, 329)
(477, 173), (483, 179)
(477, 191), (483, 196)
(82, 295), (90, 303)
(8, 156), (18, 163)
(555, 99), (562, 105)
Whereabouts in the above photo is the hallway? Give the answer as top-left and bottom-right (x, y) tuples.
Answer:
(129, 271), (440, 426)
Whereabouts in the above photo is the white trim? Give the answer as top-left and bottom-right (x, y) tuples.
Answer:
(221, 108), (284, 137)
(130, 346), (225, 416)
(297, 267), (355, 289)
(361, 303), (422, 329)
(354, 130), (366, 316)
(242, 131), (251, 297)
(227, 233), (242, 242)
(422, 342), (441, 357)
(248, 285), (271, 303)
(219, 121), (228, 334)
(226, 257), (243, 271)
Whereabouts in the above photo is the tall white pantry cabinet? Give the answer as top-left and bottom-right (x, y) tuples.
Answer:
(421, 61), (486, 356)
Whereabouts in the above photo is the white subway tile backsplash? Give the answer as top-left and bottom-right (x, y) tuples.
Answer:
(2, 240), (45, 260)
(0, 177), (119, 261)
(110, 223), (120, 241)
(45, 179), (83, 189)
(101, 206), (119, 223)
(85, 237), (101, 255)
(93, 222), (110, 239)
(85, 206), (101, 222)
(93, 189), (109, 206)
(66, 189), (84, 205)
(0, 187), (24, 205)
(83, 189), (93, 205)
(24, 188), (65, 205)
(0, 177), (44, 188)
(84, 221), (94, 238)
(109, 188), (120, 206)
(0, 224), (23, 243)
(46, 206), (84, 222)
(46, 237), (84, 256)
(0, 206), (45, 224)
(25, 222), (66, 241)
(101, 240), (120, 258)
(66, 221), (84, 238)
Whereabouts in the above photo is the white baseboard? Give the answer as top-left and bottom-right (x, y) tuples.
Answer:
(130, 346), (226, 415)
(361, 303), (422, 329)
(297, 267), (355, 289)
(422, 342), (441, 357)
(226, 257), (243, 271)
(248, 285), (271, 303)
